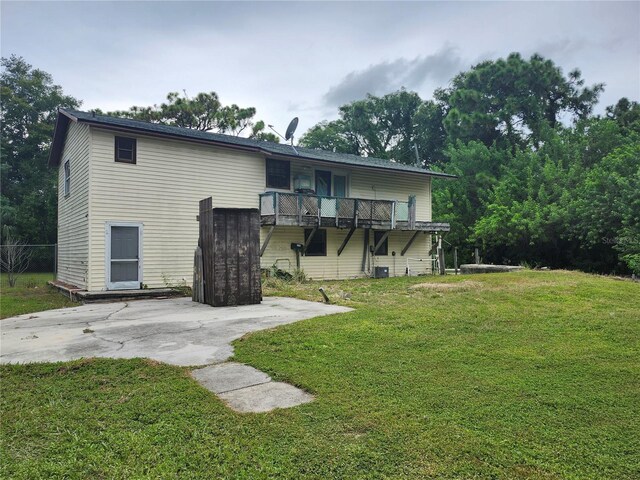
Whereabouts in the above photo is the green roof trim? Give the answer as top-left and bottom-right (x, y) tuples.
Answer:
(49, 109), (456, 179)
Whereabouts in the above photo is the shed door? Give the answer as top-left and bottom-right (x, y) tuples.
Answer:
(107, 224), (142, 290)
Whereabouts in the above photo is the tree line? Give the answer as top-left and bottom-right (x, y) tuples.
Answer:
(2, 53), (638, 274)
(300, 54), (639, 274)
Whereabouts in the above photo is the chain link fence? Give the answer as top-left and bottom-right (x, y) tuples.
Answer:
(0, 244), (57, 289)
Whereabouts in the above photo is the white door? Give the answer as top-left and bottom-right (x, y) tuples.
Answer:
(106, 223), (142, 290)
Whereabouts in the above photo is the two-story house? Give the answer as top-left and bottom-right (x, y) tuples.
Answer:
(48, 109), (453, 291)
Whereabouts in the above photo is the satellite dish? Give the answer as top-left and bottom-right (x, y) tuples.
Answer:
(266, 117), (300, 155)
(285, 117), (299, 142)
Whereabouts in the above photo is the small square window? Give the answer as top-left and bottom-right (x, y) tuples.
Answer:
(266, 159), (290, 189)
(63, 160), (71, 197)
(304, 229), (326, 256)
(373, 231), (388, 256)
(115, 136), (137, 164)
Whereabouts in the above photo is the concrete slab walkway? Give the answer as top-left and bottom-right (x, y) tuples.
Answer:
(192, 363), (314, 412)
(1, 297), (351, 412)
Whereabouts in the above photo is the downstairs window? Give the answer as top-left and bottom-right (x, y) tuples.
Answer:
(304, 229), (327, 256)
(373, 231), (388, 256)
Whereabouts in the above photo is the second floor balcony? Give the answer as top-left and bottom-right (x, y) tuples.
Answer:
(259, 191), (450, 232)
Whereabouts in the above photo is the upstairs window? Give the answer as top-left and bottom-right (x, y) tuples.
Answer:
(373, 231), (388, 256)
(63, 160), (71, 197)
(115, 136), (137, 164)
(304, 229), (327, 256)
(334, 175), (347, 198)
(266, 158), (290, 189)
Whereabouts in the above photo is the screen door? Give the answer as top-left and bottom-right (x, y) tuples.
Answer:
(107, 224), (142, 290)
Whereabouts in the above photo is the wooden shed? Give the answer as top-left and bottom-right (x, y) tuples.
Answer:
(194, 197), (262, 307)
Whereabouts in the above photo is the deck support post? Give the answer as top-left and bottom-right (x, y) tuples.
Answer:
(260, 225), (275, 257)
(401, 231), (421, 256)
(437, 234), (445, 275)
(408, 195), (416, 230)
(354, 199), (359, 228)
(337, 227), (356, 256)
(361, 228), (370, 273)
(390, 202), (396, 230)
(454, 247), (458, 275)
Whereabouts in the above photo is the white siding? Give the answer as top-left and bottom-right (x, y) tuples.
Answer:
(83, 128), (436, 289)
(87, 128), (265, 291)
(260, 159), (434, 279)
(261, 227), (432, 280)
(57, 122), (90, 288)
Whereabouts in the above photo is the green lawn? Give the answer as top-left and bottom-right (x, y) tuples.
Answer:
(1, 271), (638, 479)
(1, 273), (74, 319)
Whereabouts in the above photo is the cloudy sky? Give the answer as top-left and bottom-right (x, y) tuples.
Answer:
(2, 1), (639, 136)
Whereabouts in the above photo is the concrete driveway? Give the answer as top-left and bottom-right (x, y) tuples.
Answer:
(0, 297), (352, 366)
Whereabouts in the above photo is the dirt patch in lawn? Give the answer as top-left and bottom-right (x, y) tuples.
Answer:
(409, 280), (482, 291)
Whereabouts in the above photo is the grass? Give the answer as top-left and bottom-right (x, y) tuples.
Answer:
(0, 273), (74, 319)
(1, 270), (639, 479)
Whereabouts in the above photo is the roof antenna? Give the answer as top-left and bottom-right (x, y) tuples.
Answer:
(268, 117), (299, 155)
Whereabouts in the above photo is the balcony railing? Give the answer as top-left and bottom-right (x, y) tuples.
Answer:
(259, 192), (451, 232)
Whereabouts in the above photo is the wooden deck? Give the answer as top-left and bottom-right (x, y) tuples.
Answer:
(259, 192), (450, 233)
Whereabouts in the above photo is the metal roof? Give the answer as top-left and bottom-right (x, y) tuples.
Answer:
(48, 109), (456, 179)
